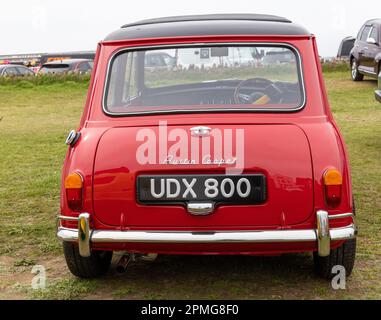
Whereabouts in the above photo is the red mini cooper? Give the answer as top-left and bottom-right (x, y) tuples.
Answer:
(58, 14), (357, 279)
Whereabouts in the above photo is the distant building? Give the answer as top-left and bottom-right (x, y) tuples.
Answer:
(0, 53), (43, 66)
(0, 51), (95, 67)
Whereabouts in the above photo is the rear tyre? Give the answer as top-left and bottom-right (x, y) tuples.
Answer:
(351, 59), (364, 81)
(63, 242), (112, 278)
(313, 238), (356, 280)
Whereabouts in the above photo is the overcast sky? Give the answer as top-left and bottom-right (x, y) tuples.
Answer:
(0, 0), (379, 57)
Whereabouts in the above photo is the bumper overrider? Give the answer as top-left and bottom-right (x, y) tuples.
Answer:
(57, 211), (357, 258)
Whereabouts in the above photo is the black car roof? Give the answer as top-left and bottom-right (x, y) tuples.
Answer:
(122, 14), (292, 27)
(104, 14), (310, 41)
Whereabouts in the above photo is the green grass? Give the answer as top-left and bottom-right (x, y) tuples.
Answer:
(31, 279), (98, 300)
(0, 71), (380, 300)
(0, 74), (91, 87)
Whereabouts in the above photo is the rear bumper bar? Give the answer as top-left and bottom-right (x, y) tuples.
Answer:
(57, 211), (356, 258)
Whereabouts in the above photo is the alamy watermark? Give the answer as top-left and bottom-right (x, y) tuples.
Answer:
(136, 121), (245, 175)
(331, 265), (346, 290)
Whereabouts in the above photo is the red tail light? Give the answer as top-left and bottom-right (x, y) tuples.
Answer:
(323, 169), (342, 208)
(65, 172), (83, 211)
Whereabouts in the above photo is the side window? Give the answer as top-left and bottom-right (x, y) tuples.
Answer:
(4, 67), (19, 76)
(78, 62), (91, 72)
(360, 26), (371, 42)
(369, 26), (379, 43)
(123, 52), (139, 101)
(106, 51), (139, 107)
(17, 67), (33, 75)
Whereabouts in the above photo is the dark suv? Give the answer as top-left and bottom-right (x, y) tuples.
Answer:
(350, 19), (381, 81)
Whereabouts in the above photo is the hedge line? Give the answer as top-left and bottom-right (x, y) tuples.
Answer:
(0, 62), (350, 88)
(0, 74), (91, 87)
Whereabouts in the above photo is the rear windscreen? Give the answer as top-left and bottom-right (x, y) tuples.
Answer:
(104, 44), (305, 115)
(39, 65), (70, 73)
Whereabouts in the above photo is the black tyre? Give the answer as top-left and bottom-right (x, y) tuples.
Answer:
(351, 59), (364, 81)
(313, 238), (356, 280)
(63, 242), (112, 278)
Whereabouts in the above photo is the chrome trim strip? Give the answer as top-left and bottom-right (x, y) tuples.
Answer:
(328, 213), (355, 220)
(90, 229), (317, 243)
(328, 212), (356, 231)
(101, 42), (306, 116)
(58, 215), (79, 222)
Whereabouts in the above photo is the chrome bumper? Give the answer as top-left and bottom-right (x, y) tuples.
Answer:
(57, 211), (356, 258)
(375, 89), (381, 103)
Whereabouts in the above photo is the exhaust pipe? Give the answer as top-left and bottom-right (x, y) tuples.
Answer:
(116, 254), (131, 273)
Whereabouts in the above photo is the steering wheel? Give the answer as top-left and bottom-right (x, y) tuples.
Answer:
(234, 77), (283, 105)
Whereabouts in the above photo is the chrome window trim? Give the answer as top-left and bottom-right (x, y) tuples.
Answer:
(102, 42), (306, 117)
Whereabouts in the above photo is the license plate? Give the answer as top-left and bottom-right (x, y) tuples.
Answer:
(137, 174), (266, 205)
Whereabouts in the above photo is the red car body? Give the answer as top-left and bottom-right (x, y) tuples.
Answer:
(57, 14), (357, 279)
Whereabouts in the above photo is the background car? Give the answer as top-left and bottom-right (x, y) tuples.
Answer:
(376, 72), (381, 102)
(0, 64), (35, 77)
(337, 36), (355, 60)
(261, 49), (295, 65)
(38, 59), (93, 75)
(145, 51), (176, 71)
(350, 19), (381, 81)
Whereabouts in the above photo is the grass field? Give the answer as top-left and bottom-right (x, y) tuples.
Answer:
(0, 71), (380, 300)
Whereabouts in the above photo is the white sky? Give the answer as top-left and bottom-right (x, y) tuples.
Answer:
(0, 0), (379, 57)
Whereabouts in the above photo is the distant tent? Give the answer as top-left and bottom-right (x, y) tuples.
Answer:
(337, 36), (355, 58)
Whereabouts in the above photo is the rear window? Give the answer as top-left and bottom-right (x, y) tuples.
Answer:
(104, 44), (305, 115)
(39, 64), (70, 74)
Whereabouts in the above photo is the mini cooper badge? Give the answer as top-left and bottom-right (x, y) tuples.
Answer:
(190, 126), (211, 137)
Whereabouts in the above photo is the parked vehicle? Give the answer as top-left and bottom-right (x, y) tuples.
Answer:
(0, 64), (35, 77)
(40, 51), (95, 65)
(38, 59), (93, 75)
(145, 51), (176, 71)
(350, 19), (381, 81)
(376, 72), (381, 102)
(337, 36), (355, 60)
(261, 49), (295, 65)
(57, 14), (357, 280)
